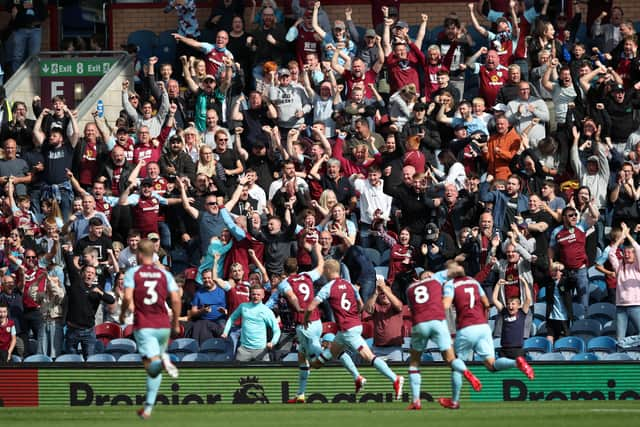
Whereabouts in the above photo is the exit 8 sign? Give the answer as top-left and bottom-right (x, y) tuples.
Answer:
(40, 58), (117, 77)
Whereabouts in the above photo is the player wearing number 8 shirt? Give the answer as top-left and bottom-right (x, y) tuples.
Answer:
(439, 263), (534, 410)
(120, 239), (182, 420)
(277, 245), (361, 403)
(405, 271), (482, 410)
(305, 260), (405, 400)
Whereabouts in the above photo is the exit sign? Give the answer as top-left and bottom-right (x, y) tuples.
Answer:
(40, 58), (117, 77)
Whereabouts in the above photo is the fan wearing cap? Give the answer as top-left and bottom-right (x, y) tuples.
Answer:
(383, 22), (424, 95)
(121, 80), (169, 139)
(605, 82), (639, 152)
(268, 68), (311, 130)
(33, 107), (80, 221)
(569, 123), (609, 210)
(351, 26), (384, 76)
(469, 2), (519, 68)
(421, 222), (456, 272)
(118, 177), (181, 240)
(311, 2), (355, 67)
(64, 193), (112, 245)
(159, 134), (196, 184)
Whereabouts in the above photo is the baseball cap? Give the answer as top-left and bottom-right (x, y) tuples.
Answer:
(334, 20), (346, 30)
(49, 125), (64, 135)
(141, 177), (154, 186)
(89, 217), (104, 226)
(278, 68), (291, 77)
(203, 74), (216, 82)
(365, 29), (377, 38)
(453, 123), (466, 132)
(425, 223), (439, 242)
(395, 21), (408, 29)
(587, 155), (599, 162)
(413, 102), (428, 111)
(322, 333), (335, 343)
(116, 126), (128, 134)
(611, 84), (625, 92)
(147, 233), (160, 241)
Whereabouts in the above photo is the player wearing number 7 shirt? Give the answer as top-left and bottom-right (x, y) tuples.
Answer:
(438, 263), (534, 410)
(305, 260), (405, 400)
(275, 245), (361, 403)
(405, 271), (482, 410)
(120, 239), (182, 420)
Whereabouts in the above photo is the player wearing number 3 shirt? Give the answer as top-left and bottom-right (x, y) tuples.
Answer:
(405, 272), (482, 410)
(438, 264), (534, 409)
(274, 246), (360, 403)
(305, 260), (404, 400)
(120, 239), (182, 420)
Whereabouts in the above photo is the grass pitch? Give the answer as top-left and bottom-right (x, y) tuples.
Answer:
(2, 401), (638, 427)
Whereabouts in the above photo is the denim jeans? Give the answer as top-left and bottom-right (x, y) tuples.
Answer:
(66, 326), (97, 359)
(38, 319), (65, 359)
(10, 27), (42, 73)
(616, 305), (640, 342)
(567, 267), (589, 313)
(158, 221), (172, 249)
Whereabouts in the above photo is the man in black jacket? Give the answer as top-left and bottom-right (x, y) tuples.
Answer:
(63, 247), (115, 359)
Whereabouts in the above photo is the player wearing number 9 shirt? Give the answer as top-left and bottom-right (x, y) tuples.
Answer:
(405, 271), (482, 410)
(120, 239), (182, 420)
(276, 245), (360, 403)
(305, 260), (405, 400)
(438, 263), (534, 410)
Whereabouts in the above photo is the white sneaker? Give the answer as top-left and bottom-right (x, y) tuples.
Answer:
(161, 353), (179, 378)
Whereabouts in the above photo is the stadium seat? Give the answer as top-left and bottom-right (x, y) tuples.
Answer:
(553, 336), (586, 359)
(23, 354), (53, 363)
(123, 324), (135, 339)
(95, 322), (123, 347)
(322, 322), (337, 335)
(383, 349), (403, 362)
(180, 353), (210, 362)
(536, 352), (565, 361)
(570, 319), (602, 342)
(363, 248), (382, 266)
(488, 306), (498, 320)
(54, 354), (84, 363)
(537, 287), (546, 302)
(535, 321), (547, 337)
(126, 30), (158, 64)
(374, 266), (389, 279)
(61, 4), (96, 39)
(488, 319), (496, 333)
(604, 352), (633, 361)
(533, 302), (547, 322)
(523, 336), (552, 360)
(27, 338), (38, 356)
(155, 30), (177, 67)
(86, 353), (117, 363)
(427, 25), (444, 44)
(10, 355), (22, 363)
(200, 338), (233, 355)
(586, 302), (616, 325)
(208, 352), (233, 362)
(118, 353), (143, 363)
(421, 352), (434, 362)
(587, 336), (618, 359)
(106, 338), (137, 359)
(571, 303), (585, 320)
(402, 336), (412, 350)
(600, 323), (617, 338)
(570, 352), (599, 361)
(168, 338), (199, 357)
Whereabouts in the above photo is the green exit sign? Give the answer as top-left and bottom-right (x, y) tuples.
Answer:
(40, 58), (117, 77)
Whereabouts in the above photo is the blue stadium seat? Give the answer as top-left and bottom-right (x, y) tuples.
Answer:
(587, 336), (617, 359)
(383, 349), (403, 362)
(200, 338), (233, 355)
(535, 321), (547, 337)
(523, 336), (552, 360)
(10, 355), (22, 363)
(421, 352), (434, 362)
(155, 30), (178, 70)
(86, 353), (117, 363)
(604, 352), (633, 361)
(570, 319), (602, 342)
(106, 338), (137, 359)
(571, 352), (599, 361)
(533, 302), (546, 322)
(553, 336), (586, 359)
(488, 306), (498, 320)
(118, 353), (143, 362)
(427, 25), (444, 45)
(27, 338), (38, 356)
(281, 352), (299, 363)
(374, 266), (389, 279)
(23, 354), (53, 363)
(572, 303), (585, 320)
(61, 4), (96, 39)
(537, 352), (565, 361)
(126, 30), (158, 64)
(208, 353), (233, 363)
(586, 302), (616, 325)
(537, 287), (546, 302)
(55, 354), (84, 363)
(180, 353), (211, 362)
(363, 248), (382, 266)
(168, 338), (199, 357)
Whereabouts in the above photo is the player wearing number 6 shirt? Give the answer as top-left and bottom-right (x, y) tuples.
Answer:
(275, 245), (360, 403)
(305, 260), (405, 400)
(405, 271), (482, 410)
(438, 263), (534, 410)
(120, 239), (182, 420)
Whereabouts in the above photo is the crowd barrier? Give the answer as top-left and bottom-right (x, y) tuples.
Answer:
(1, 362), (638, 407)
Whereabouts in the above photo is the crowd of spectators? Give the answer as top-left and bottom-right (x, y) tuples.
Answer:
(1, 0), (640, 363)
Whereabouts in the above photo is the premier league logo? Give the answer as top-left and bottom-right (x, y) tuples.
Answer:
(232, 376), (270, 404)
